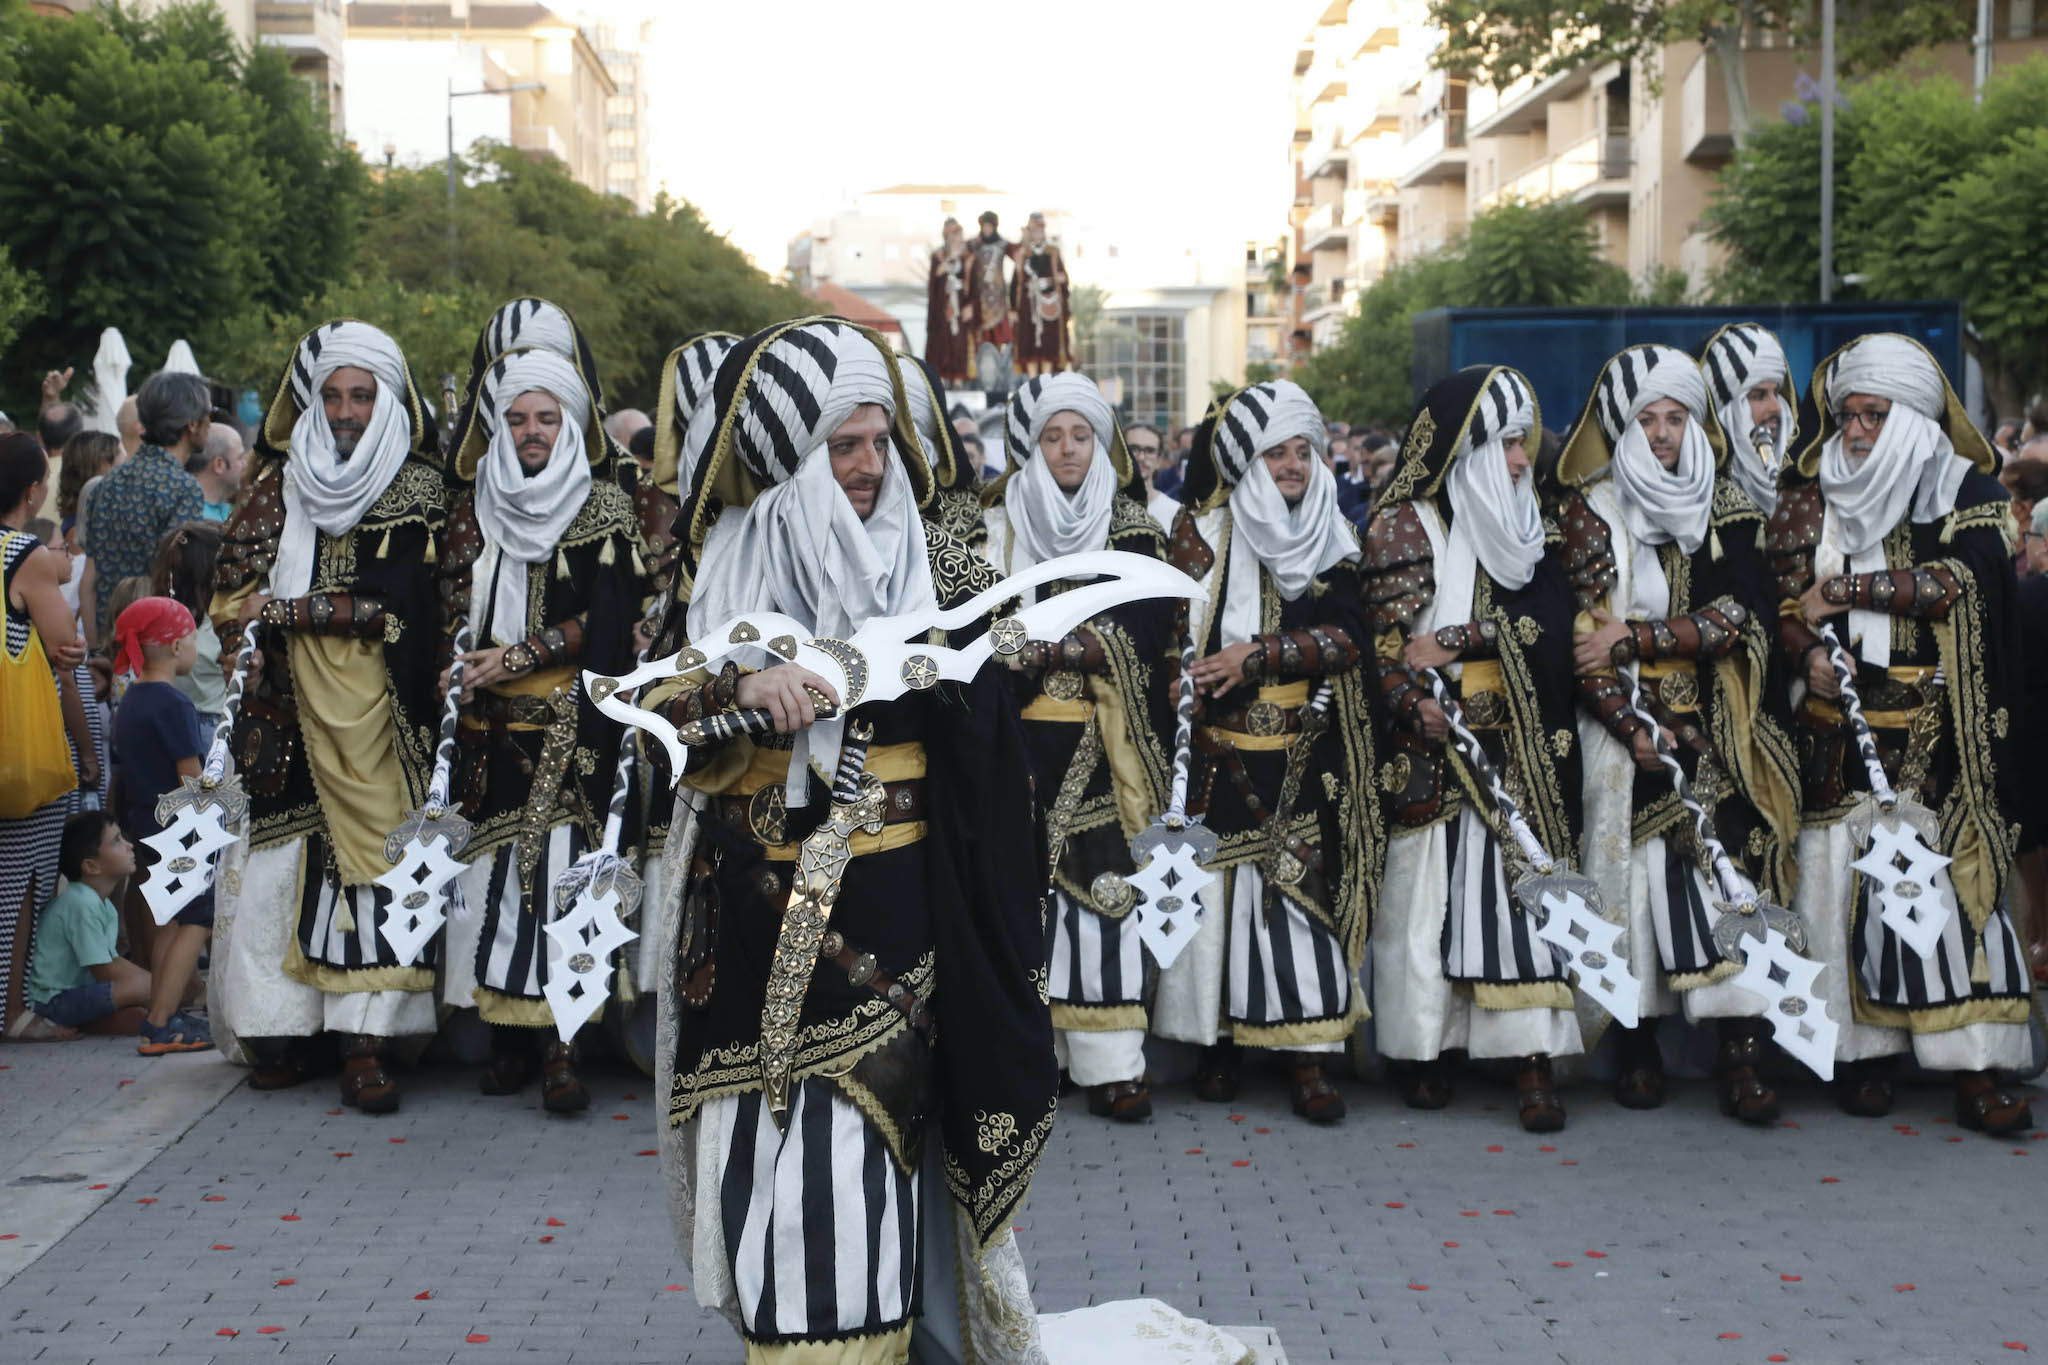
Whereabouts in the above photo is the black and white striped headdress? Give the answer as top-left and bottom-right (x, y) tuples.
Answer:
(1208, 379), (1327, 487)
(483, 298), (578, 368)
(671, 333), (737, 434)
(1701, 324), (1788, 413)
(1461, 368), (1536, 455)
(726, 319), (900, 486)
(1590, 344), (1709, 445)
(1003, 372), (1122, 473)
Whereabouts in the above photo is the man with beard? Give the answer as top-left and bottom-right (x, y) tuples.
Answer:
(1551, 344), (1802, 1123)
(1009, 212), (1071, 378)
(1699, 322), (1800, 521)
(925, 217), (977, 386)
(1151, 379), (1380, 1124)
(979, 372), (1173, 1121)
(1767, 333), (2034, 1133)
(439, 344), (644, 1113)
(967, 210), (1014, 395)
(639, 317), (1055, 1357)
(209, 321), (446, 1113)
(1365, 368), (1584, 1131)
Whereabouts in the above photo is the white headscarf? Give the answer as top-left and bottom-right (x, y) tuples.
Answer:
(1001, 373), (1120, 592)
(1212, 380), (1358, 645)
(276, 321), (415, 599)
(469, 350), (594, 646)
(1703, 324), (1797, 517)
(1593, 346), (1716, 557)
(1816, 334), (1973, 667)
(687, 322), (936, 805)
(1438, 371), (1543, 631)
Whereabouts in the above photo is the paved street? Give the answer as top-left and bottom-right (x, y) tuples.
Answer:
(1, 1039), (2043, 1364)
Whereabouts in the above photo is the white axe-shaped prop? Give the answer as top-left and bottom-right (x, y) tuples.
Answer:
(375, 621), (476, 966)
(141, 597), (261, 924)
(583, 551), (1205, 777)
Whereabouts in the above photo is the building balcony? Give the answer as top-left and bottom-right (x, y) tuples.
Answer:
(1301, 200), (1349, 253)
(1305, 122), (1349, 181)
(1393, 112), (1467, 189)
(1303, 278), (1351, 323)
(1467, 63), (1599, 140)
(1352, 20), (1399, 55)
(1362, 184), (1398, 225)
(1562, 133), (1631, 205)
(1303, 50), (1348, 106)
(1681, 49), (1734, 165)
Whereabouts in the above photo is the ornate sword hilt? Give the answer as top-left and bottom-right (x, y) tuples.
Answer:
(678, 695), (842, 747)
(1815, 622), (1898, 812)
(1161, 634), (1198, 828)
(1420, 666), (1554, 874)
(422, 619), (474, 818)
(1615, 662), (1752, 907)
(201, 576), (271, 788)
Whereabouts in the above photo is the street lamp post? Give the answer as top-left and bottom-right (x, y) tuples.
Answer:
(445, 79), (546, 277)
(1819, 0), (1835, 303)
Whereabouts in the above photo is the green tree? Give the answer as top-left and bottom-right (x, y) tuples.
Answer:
(0, 245), (43, 364)
(1425, 0), (1974, 143)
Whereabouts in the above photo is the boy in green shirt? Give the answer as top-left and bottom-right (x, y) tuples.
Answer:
(6, 813), (174, 1048)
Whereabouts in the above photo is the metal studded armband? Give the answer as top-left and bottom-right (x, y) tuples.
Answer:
(1435, 620), (1499, 659)
(1056, 627), (1107, 674)
(1579, 675), (1649, 746)
(1837, 566), (1960, 620)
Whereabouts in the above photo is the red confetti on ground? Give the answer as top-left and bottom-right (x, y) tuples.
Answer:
(1935, 1117), (1953, 1124)
(88, 1184), (106, 1190)
(202, 1195), (224, 1202)
(1893, 1124), (1912, 1131)
(546, 1217), (566, 1227)
(1443, 1241), (1459, 1248)
(1718, 1333), (1742, 1340)
(623, 1093), (637, 1100)
(1459, 1211), (1480, 1217)
(325, 1109), (341, 1115)
(1561, 1160), (1579, 1166)
(1820, 1177), (1840, 1183)
(0, 1064), (10, 1069)
(280, 1215), (301, 1222)
(2017, 1150), (2031, 1157)
(1231, 1160), (1251, 1168)
(1254, 1127), (1271, 1134)
(1492, 1209), (1514, 1216)
(1396, 1142), (1415, 1148)
(611, 1114), (628, 1121)
(1948, 1137), (1966, 1143)
(664, 1284), (687, 1292)
(1768, 1355), (1789, 1361)
(1539, 1145), (1557, 1152)
(1385, 1201), (1405, 1208)
(2033, 1132), (2046, 1140)
(257, 1327), (283, 1335)
(415, 1292), (433, 1301)
(538, 1235), (555, 1243)
(275, 1279), (296, 1287)
(210, 1245), (234, 1251)
(1780, 1274), (1802, 1282)
(1228, 1114), (1245, 1122)
(466, 1334), (491, 1344)
(1894, 1285), (1915, 1292)
(117, 1079), (133, 1087)
(217, 1329), (238, 1337)
(1185, 1148), (1203, 1155)
(0, 1235), (16, 1241)
(333, 1152), (353, 1159)
(1407, 1284), (1428, 1291)
(2004, 1343), (2028, 1352)
(136, 1198), (157, 1204)
(1485, 1145), (1504, 1153)
(1780, 1121), (1799, 1128)
(1552, 1261), (1573, 1267)
(1585, 1251), (1608, 1258)
(389, 1137), (406, 1144)
(637, 1149), (658, 1156)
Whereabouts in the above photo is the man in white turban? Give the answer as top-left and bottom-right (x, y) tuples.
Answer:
(209, 320), (447, 1115)
(1767, 332), (2034, 1135)
(438, 343), (646, 1114)
(977, 372), (1173, 1122)
(1365, 367), (1584, 1132)
(1700, 322), (1799, 518)
(638, 318), (1056, 1359)
(1552, 344), (1802, 1125)
(1150, 379), (1380, 1125)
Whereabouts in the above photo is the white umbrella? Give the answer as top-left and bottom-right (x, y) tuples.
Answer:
(163, 340), (201, 375)
(84, 327), (131, 435)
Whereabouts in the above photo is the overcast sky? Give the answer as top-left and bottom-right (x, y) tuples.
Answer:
(641, 0), (1323, 268)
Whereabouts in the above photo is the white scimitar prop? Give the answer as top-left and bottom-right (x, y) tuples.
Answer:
(1125, 635), (1216, 970)
(1418, 667), (1642, 1029)
(142, 589), (263, 925)
(1815, 620), (1956, 961)
(375, 621), (476, 965)
(1612, 650), (1838, 1080)
(541, 651), (654, 1043)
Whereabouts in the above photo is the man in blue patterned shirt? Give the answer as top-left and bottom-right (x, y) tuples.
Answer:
(83, 371), (207, 633)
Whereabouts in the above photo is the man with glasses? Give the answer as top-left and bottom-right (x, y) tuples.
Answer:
(1767, 332), (2034, 1134)
(1127, 421), (1178, 527)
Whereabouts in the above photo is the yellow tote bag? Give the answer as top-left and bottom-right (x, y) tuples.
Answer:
(0, 531), (79, 820)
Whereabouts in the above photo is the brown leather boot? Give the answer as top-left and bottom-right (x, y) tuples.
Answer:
(339, 1035), (400, 1115)
(1955, 1071), (2034, 1135)
(1612, 1023), (1665, 1110)
(1086, 1080), (1153, 1122)
(1395, 1059), (1452, 1110)
(541, 1040), (590, 1114)
(1514, 1055), (1566, 1133)
(1833, 1058), (1895, 1117)
(246, 1035), (333, 1091)
(1192, 1042), (1241, 1103)
(1290, 1057), (1346, 1124)
(1715, 1019), (1780, 1124)
(479, 1026), (537, 1096)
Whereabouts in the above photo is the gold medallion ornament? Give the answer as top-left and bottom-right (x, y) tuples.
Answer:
(1659, 669), (1700, 710)
(767, 634), (798, 661)
(989, 617), (1028, 657)
(677, 646), (707, 672)
(749, 784), (789, 845)
(1042, 669), (1084, 702)
(901, 654), (939, 690)
(1461, 689), (1508, 728)
(1090, 871), (1136, 917)
(1246, 700), (1286, 737)
(1269, 848), (1306, 886)
(728, 621), (760, 644)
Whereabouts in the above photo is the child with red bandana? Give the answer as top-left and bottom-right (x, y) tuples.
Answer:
(112, 596), (213, 1054)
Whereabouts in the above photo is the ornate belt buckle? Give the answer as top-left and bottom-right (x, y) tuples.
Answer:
(1658, 668), (1700, 710)
(1246, 700), (1286, 737)
(748, 784), (788, 845)
(1269, 848), (1307, 886)
(846, 952), (878, 987)
(1042, 669), (1084, 702)
(1090, 870), (1136, 918)
(1462, 689), (1508, 728)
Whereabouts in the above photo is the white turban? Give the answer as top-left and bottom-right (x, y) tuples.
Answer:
(470, 349), (593, 647)
(276, 320), (414, 599)
(1440, 369), (1543, 631)
(1000, 372), (1122, 595)
(1207, 380), (1358, 645)
(1702, 324), (1797, 517)
(1594, 344), (1716, 558)
(687, 321), (936, 806)
(481, 298), (579, 369)
(1816, 334), (1973, 667)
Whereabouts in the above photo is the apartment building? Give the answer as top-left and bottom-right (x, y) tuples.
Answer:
(580, 5), (656, 213)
